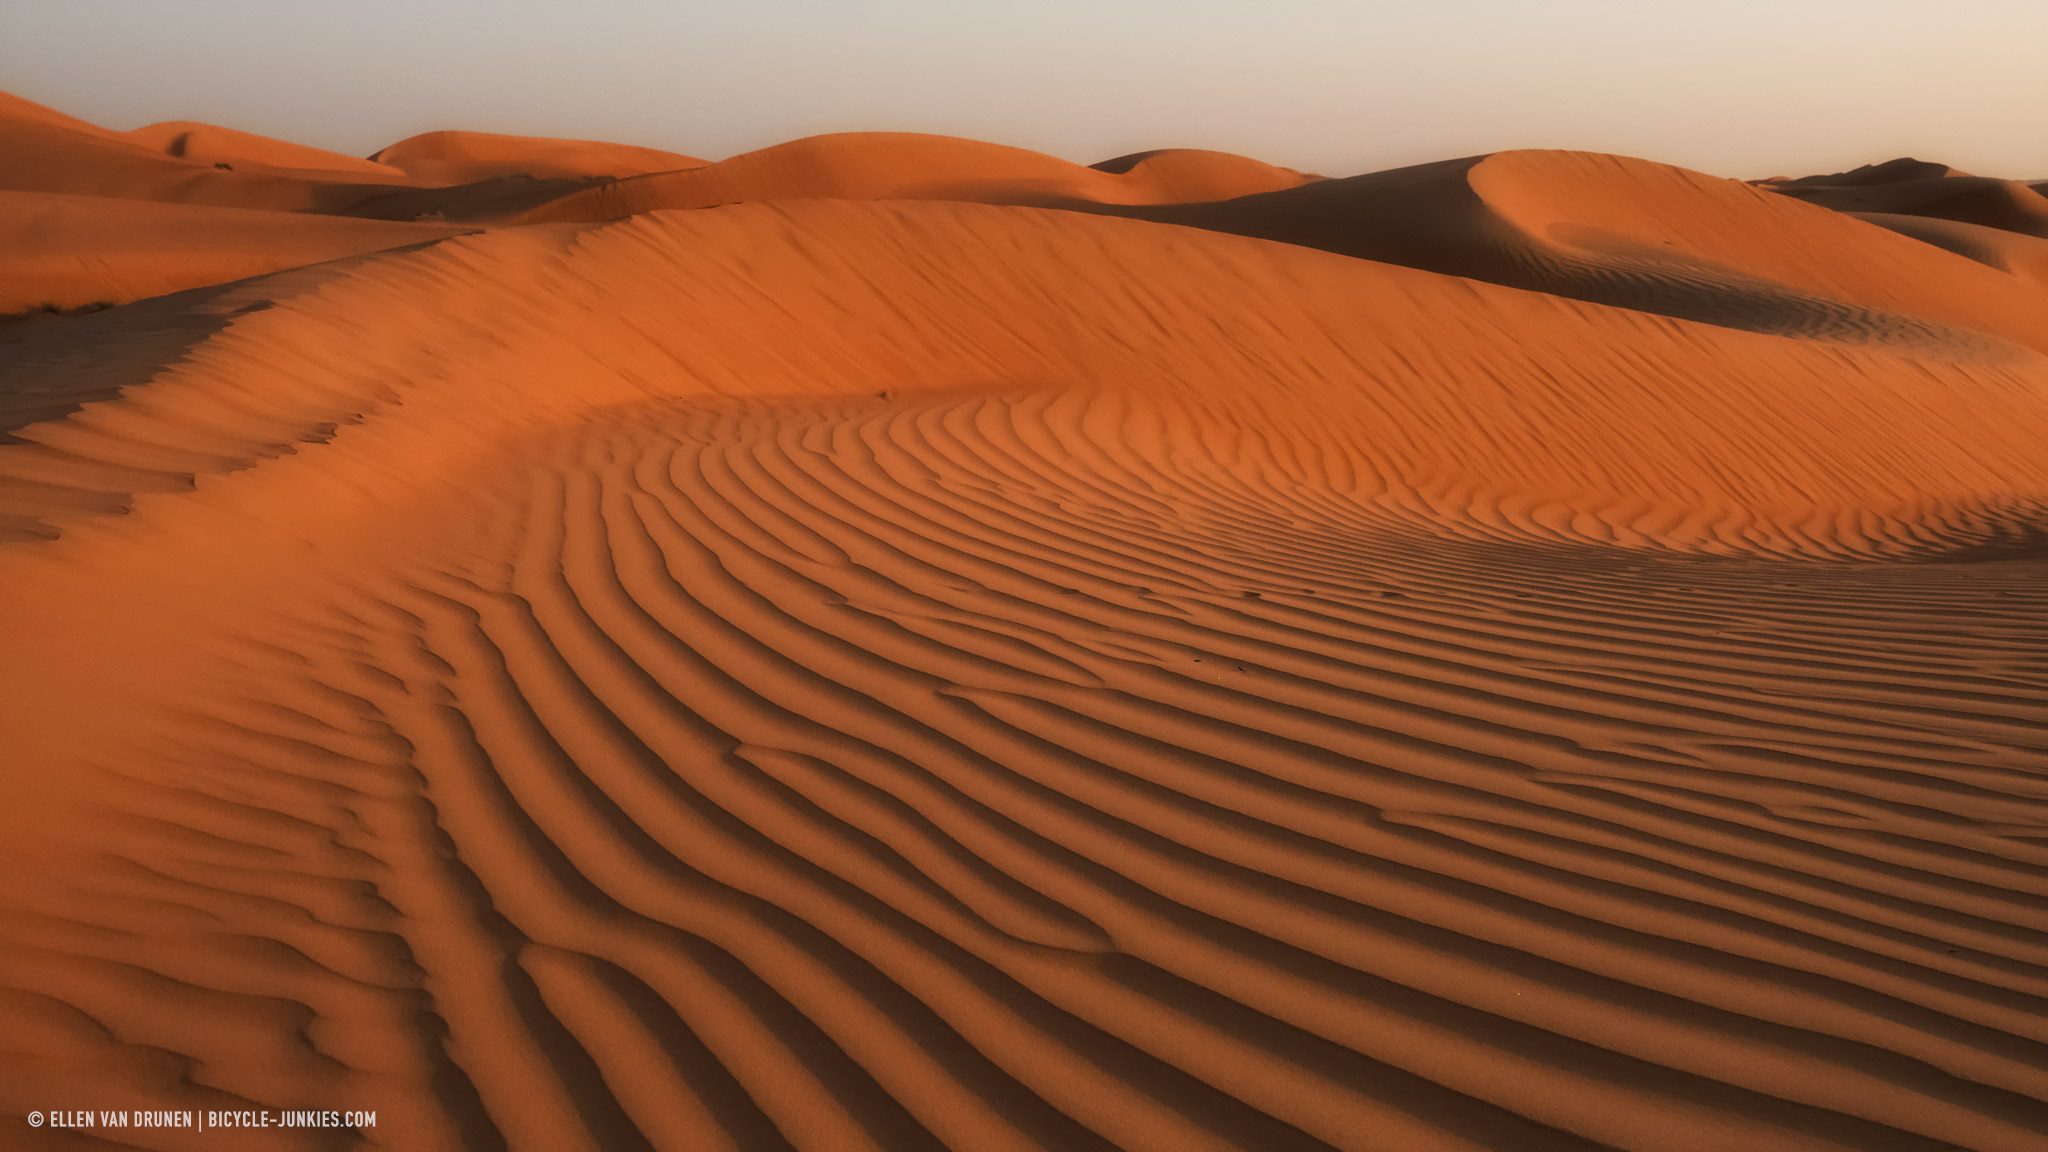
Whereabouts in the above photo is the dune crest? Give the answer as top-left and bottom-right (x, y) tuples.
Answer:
(5, 201), (2044, 554)
(372, 129), (706, 183)
(1761, 160), (2048, 286)
(1767, 159), (2048, 240)
(1114, 150), (2048, 353)
(127, 120), (411, 181)
(517, 133), (1317, 222)
(0, 189), (467, 314)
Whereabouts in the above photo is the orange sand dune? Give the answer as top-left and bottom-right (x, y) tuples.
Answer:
(517, 133), (1316, 222)
(372, 129), (706, 183)
(0, 189), (467, 314)
(3, 95), (2048, 1152)
(127, 120), (411, 182)
(1767, 160), (2048, 240)
(1775, 157), (1968, 186)
(1091, 148), (1322, 199)
(0, 91), (415, 213)
(1116, 150), (2048, 352)
(0, 93), (606, 225)
(1851, 212), (2048, 288)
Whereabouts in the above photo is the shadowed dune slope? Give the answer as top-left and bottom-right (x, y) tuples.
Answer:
(1768, 160), (2048, 240)
(371, 129), (706, 183)
(1761, 162), (2048, 284)
(1775, 158), (1966, 187)
(2, 165), (2047, 1151)
(1113, 150), (2048, 352)
(517, 134), (1316, 222)
(1851, 213), (2048, 289)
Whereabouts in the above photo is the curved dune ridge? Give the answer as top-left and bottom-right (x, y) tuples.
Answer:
(126, 121), (412, 182)
(0, 190), (468, 314)
(3, 94), (2048, 1152)
(5, 202), (2047, 552)
(370, 130), (707, 184)
(1767, 160), (2048, 240)
(0, 92), (422, 214)
(1850, 213), (2048, 289)
(1761, 160), (2048, 289)
(1114, 150), (2048, 351)
(516, 134), (1319, 222)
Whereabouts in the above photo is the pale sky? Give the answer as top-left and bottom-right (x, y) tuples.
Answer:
(3, 0), (2043, 179)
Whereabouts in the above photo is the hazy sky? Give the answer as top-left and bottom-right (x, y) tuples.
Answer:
(4, 1), (2043, 178)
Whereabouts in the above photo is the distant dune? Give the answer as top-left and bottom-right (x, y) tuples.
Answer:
(0, 190), (466, 314)
(514, 133), (1317, 222)
(1761, 159), (2048, 288)
(127, 119), (413, 182)
(1107, 150), (2048, 350)
(2, 91), (2045, 1152)
(1766, 159), (2048, 239)
(371, 129), (707, 183)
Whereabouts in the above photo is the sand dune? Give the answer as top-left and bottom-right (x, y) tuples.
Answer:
(1759, 161), (2048, 286)
(126, 121), (411, 183)
(1111, 150), (2048, 351)
(3, 93), (2047, 1152)
(1092, 148), (1322, 199)
(1767, 161), (2048, 240)
(0, 91), (414, 213)
(371, 130), (705, 183)
(1850, 213), (2048, 288)
(0, 94), (622, 224)
(0, 190), (466, 314)
(516, 133), (1316, 222)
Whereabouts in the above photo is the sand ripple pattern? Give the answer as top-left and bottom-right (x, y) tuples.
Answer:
(3, 387), (2039, 1151)
(3, 201), (2048, 1151)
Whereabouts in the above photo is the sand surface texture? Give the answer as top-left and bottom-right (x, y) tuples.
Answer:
(3, 95), (2047, 1151)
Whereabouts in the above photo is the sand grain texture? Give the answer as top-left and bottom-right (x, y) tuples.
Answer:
(2, 98), (2046, 1152)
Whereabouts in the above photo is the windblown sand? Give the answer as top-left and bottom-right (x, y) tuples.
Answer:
(3, 92), (2046, 1151)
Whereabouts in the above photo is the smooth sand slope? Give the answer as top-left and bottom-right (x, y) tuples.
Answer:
(0, 190), (467, 314)
(2, 96), (2047, 1152)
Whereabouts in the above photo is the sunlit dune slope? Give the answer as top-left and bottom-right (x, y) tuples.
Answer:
(372, 129), (706, 183)
(0, 92), (616, 225)
(5, 201), (2045, 554)
(516, 133), (1316, 222)
(0, 189), (467, 314)
(1092, 148), (1321, 201)
(127, 120), (412, 182)
(0, 90), (416, 212)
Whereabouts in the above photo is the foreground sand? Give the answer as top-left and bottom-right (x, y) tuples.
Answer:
(3, 94), (2047, 1151)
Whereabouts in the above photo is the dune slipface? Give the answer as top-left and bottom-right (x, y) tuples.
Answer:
(2, 98), (2047, 1152)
